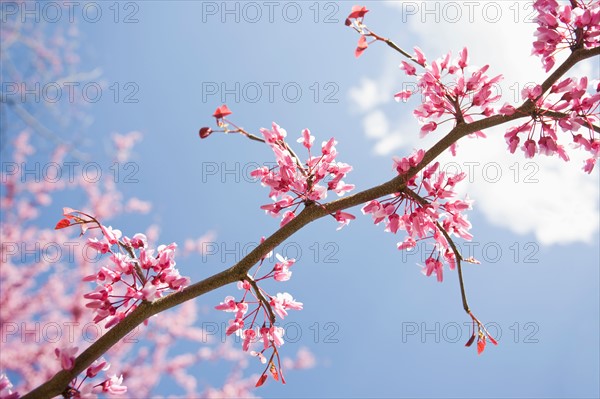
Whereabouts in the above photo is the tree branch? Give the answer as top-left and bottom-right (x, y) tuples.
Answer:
(22, 45), (599, 399)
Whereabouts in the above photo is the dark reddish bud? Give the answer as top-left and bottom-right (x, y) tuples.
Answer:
(199, 127), (212, 139)
(255, 374), (268, 387)
(465, 333), (476, 347)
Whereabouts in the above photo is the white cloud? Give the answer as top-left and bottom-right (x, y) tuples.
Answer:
(347, 1), (600, 244)
(348, 78), (385, 112)
(373, 133), (405, 156)
(363, 110), (390, 138)
(442, 130), (600, 245)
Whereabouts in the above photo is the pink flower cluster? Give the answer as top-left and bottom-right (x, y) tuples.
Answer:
(56, 208), (190, 329)
(502, 78), (599, 173)
(532, 0), (600, 71)
(362, 150), (473, 282)
(200, 105), (356, 229)
(54, 347), (127, 397)
(251, 123), (356, 228)
(215, 242), (303, 386)
(395, 47), (503, 142)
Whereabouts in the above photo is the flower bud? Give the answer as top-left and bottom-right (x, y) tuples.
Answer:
(199, 127), (212, 139)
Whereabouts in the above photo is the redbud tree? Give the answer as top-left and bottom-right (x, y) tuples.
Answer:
(3, 1), (600, 398)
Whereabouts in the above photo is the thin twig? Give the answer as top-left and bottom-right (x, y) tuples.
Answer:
(402, 188), (470, 313)
(246, 276), (276, 324)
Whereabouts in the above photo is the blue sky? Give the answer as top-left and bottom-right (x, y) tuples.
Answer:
(3, 1), (599, 397)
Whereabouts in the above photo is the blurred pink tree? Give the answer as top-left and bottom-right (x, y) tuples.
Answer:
(0, 4), (313, 398)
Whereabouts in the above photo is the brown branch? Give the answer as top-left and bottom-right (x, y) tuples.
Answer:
(539, 47), (600, 95)
(537, 108), (600, 135)
(22, 46), (598, 399)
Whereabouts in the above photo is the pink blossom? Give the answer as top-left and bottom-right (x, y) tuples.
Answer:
(280, 210), (296, 227)
(270, 292), (303, 319)
(499, 103), (516, 116)
(334, 210), (356, 230)
(99, 225), (122, 245)
(129, 233), (147, 248)
(422, 257), (444, 282)
(141, 281), (159, 301)
(522, 139), (537, 158)
(215, 296), (239, 312)
(86, 358), (110, 378)
(385, 213), (401, 234)
(297, 128), (315, 149)
(420, 121), (437, 137)
(100, 374), (127, 395)
(235, 302), (249, 319)
(399, 61), (416, 76)
(55, 345), (78, 370)
(237, 280), (252, 291)
(226, 319), (244, 336)
(242, 328), (257, 352)
(521, 84), (543, 100)
(270, 326), (285, 347)
(361, 200), (394, 224)
(583, 157), (597, 173)
(413, 46), (427, 66)
(331, 181), (356, 196)
(272, 253), (295, 282)
(393, 149), (425, 174)
(261, 122), (287, 143)
(87, 237), (111, 254)
(394, 90), (413, 102)
(458, 47), (468, 69)
(397, 236), (417, 250)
